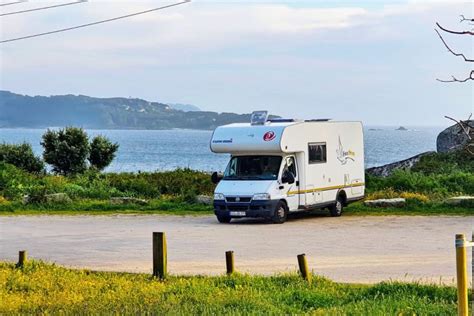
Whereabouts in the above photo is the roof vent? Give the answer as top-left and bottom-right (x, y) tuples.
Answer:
(250, 111), (268, 125)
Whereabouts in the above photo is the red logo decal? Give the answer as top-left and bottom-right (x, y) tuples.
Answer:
(263, 131), (276, 141)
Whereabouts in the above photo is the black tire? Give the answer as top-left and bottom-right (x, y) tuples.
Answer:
(329, 195), (344, 217)
(271, 201), (288, 224)
(216, 215), (232, 223)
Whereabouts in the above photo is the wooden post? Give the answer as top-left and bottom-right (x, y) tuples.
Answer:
(17, 250), (27, 268)
(297, 254), (311, 283)
(153, 232), (167, 279)
(225, 251), (235, 275)
(472, 231), (473, 316)
(455, 234), (468, 316)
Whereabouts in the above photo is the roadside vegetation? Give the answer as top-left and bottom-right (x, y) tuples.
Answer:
(0, 260), (458, 314)
(0, 130), (472, 216)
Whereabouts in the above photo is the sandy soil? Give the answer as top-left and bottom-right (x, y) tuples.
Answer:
(1, 214), (472, 284)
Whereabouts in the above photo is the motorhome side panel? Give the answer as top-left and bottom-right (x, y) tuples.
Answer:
(281, 122), (365, 207)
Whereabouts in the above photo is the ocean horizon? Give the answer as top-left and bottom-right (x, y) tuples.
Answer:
(0, 126), (444, 172)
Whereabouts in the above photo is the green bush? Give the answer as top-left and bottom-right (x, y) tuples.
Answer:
(42, 127), (90, 175)
(0, 143), (44, 173)
(366, 170), (474, 197)
(88, 136), (119, 171)
(105, 169), (214, 198)
(0, 163), (214, 203)
(412, 151), (474, 175)
(0, 162), (36, 199)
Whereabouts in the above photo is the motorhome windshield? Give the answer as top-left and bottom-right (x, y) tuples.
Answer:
(223, 156), (282, 180)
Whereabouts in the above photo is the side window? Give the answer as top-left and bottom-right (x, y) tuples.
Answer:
(286, 156), (297, 177)
(308, 143), (327, 164)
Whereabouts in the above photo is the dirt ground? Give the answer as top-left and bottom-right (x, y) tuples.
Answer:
(1, 214), (472, 284)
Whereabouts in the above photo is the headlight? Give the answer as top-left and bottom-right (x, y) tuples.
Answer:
(214, 193), (225, 200)
(253, 193), (271, 200)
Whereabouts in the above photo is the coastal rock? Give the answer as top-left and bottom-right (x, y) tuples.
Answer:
(366, 152), (434, 177)
(196, 195), (213, 205)
(445, 196), (474, 205)
(22, 195), (31, 205)
(364, 198), (406, 208)
(110, 197), (149, 205)
(45, 193), (72, 204)
(396, 126), (408, 131)
(437, 120), (474, 153)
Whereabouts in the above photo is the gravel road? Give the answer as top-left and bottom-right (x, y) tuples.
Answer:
(1, 214), (472, 284)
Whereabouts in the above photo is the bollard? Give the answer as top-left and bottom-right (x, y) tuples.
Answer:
(297, 254), (311, 283)
(153, 232), (167, 279)
(17, 250), (27, 268)
(225, 251), (235, 275)
(455, 234), (468, 316)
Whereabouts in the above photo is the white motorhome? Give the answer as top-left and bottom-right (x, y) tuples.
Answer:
(210, 111), (365, 224)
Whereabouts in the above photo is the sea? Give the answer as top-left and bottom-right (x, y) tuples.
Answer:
(0, 127), (443, 173)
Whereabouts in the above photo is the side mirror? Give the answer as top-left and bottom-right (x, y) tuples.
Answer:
(211, 172), (223, 184)
(282, 171), (295, 184)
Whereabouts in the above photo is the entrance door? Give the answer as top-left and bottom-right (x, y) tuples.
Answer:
(282, 156), (299, 211)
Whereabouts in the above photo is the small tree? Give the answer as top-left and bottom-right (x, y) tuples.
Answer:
(0, 143), (44, 173)
(41, 127), (90, 175)
(88, 136), (119, 171)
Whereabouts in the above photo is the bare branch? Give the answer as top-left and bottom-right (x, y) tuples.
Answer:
(443, 114), (474, 156)
(434, 29), (474, 62)
(436, 22), (474, 35)
(436, 70), (474, 83)
(459, 15), (474, 23)
(444, 116), (472, 140)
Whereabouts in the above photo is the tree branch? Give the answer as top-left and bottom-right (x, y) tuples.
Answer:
(436, 70), (474, 83)
(444, 115), (472, 140)
(459, 15), (474, 24)
(434, 28), (474, 62)
(436, 22), (474, 35)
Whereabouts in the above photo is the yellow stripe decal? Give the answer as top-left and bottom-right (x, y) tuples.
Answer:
(288, 182), (365, 195)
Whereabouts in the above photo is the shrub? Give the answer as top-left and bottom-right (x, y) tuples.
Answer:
(42, 127), (90, 175)
(0, 162), (36, 200)
(366, 170), (473, 196)
(88, 136), (119, 171)
(0, 143), (44, 173)
(400, 192), (429, 203)
(366, 189), (430, 203)
(412, 150), (474, 175)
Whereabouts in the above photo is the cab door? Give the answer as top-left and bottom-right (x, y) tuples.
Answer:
(282, 156), (300, 211)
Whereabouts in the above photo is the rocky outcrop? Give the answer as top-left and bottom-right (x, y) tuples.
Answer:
(22, 193), (72, 204)
(445, 196), (474, 205)
(437, 120), (474, 153)
(366, 152), (434, 177)
(196, 195), (213, 205)
(110, 197), (148, 205)
(364, 198), (406, 208)
(45, 193), (72, 204)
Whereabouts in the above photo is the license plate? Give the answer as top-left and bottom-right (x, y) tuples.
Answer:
(230, 211), (246, 216)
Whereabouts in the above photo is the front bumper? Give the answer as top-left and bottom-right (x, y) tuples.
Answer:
(214, 199), (280, 218)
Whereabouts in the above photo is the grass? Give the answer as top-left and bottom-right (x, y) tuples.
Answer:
(0, 199), (213, 216)
(0, 199), (472, 217)
(0, 261), (458, 315)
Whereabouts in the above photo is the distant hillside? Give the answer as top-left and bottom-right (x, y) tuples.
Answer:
(167, 103), (201, 112)
(0, 91), (274, 130)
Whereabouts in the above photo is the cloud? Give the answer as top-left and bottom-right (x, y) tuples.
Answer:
(0, 0), (471, 125)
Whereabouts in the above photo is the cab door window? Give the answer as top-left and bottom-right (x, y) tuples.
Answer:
(283, 156), (297, 179)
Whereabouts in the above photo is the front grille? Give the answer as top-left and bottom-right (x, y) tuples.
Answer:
(227, 205), (249, 211)
(226, 196), (252, 203)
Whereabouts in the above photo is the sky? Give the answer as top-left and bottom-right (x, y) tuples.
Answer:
(0, 0), (473, 126)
